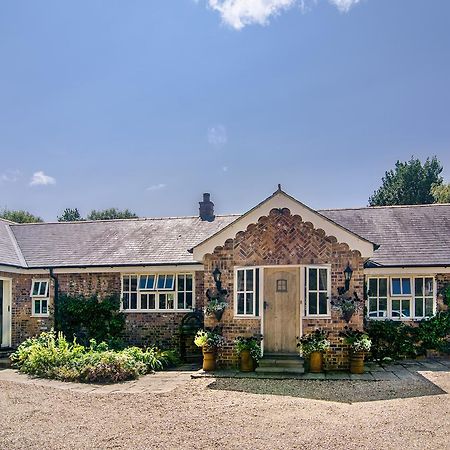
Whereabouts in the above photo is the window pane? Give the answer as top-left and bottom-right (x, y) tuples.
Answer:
(141, 294), (148, 310)
(139, 276), (147, 290)
(159, 294), (166, 309)
(167, 293), (174, 309)
(237, 270), (244, 291)
(32, 282), (40, 296)
(415, 298), (423, 317)
(309, 268), (317, 291)
(255, 269), (260, 317)
(42, 300), (48, 314)
(379, 279), (388, 297)
(177, 293), (184, 309)
(402, 299), (411, 317)
(130, 293), (138, 309)
(318, 292), (328, 315)
(123, 293), (130, 309)
(319, 269), (327, 291)
(34, 300), (40, 315)
(425, 298), (433, 317)
(166, 275), (175, 290)
(39, 282), (47, 296)
(123, 277), (130, 292)
(369, 298), (377, 312)
(246, 270), (254, 292)
(392, 299), (400, 317)
(368, 279), (378, 297)
(149, 294), (156, 309)
(130, 276), (138, 292)
(425, 278), (433, 296)
(177, 275), (185, 292)
(379, 298), (387, 316)
(308, 293), (317, 315)
(157, 275), (166, 290)
(186, 275), (193, 291)
(186, 292), (193, 309)
(415, 278), (423, 296)
(237, 293), (244, 314)
(402, 278), (411, 295)
(392, 278), (401, 295)
(245, 293), (254, 314)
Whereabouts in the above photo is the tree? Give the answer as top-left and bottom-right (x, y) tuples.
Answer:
(57, 208), (84, 222)
(87, 208), (138, 221)
(0, 209), (43, 223)
(369, 156), (443, 206)
(431, 183), (450, 203)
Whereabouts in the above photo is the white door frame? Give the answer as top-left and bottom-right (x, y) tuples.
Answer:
(0, 277), (12, 348)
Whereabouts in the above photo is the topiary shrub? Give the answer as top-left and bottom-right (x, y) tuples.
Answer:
(55, 293), (125, 347)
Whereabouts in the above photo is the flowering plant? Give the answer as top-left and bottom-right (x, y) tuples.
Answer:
(297, 329), (330, 355)
(339, 327), (372, 352)
(234, 336), (262, 362)
(204, 299), (228, 315)
(194, 329), (226, 351)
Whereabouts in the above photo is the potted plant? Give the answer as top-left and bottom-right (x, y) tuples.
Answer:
(297, 329), (330, 373)
(234, 336), (262, 372)
(340, 327), (372, 374)
(205, 299), (228, 321)
(194, 329), (225, 371)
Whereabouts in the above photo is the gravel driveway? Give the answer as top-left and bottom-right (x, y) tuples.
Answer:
(0, 371), (448, 450)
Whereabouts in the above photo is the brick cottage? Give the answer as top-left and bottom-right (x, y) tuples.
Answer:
(0, 188), (449, 369)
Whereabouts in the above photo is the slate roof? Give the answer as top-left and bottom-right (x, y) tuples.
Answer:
(1, 203), (450, 269)
(5, 216), (239, 268)
(319, 204), (450, 267)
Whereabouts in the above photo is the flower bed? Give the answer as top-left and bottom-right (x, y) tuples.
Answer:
(10, 331), (178, 383)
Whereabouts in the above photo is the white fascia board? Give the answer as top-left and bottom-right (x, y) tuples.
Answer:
(364, 266), (450, 275)
(193, 191), (375, 261)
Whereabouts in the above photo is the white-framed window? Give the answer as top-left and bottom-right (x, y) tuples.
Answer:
(367, 278), (388, 318)
(121, 273), (194, 312)
(306, 266), (330, 317)
(30, 279), (50, 317)
(366, 276), (436, 321)
(391, 277), (412, 296)
(235, 268), (259, 316)
(413, 277), (434, 319)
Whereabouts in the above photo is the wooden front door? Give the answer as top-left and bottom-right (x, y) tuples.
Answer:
(263, 268), (300, 353)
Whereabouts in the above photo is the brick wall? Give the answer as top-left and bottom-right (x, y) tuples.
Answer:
(203, 208), (365, 370)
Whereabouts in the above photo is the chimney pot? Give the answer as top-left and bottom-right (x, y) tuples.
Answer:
(199, 192), (215, 221)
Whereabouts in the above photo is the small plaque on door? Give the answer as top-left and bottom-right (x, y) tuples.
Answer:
(276, 279), (288, 292)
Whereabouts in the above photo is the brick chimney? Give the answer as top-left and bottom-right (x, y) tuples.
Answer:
(199, 193), (215, 222)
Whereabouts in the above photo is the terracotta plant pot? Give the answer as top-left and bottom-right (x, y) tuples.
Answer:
(214, 309), (224, 321)
(239, 349), (254, 372)
(350, 351), (365, 374)
(309, 351), (323, 373)
(202, 349), (216, 371)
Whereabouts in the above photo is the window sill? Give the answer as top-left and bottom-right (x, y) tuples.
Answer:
(304, 315), (331, 319)
(234, 314), (260, 319)
(31, 314), (50, 318)
(122, 309), (193, 313)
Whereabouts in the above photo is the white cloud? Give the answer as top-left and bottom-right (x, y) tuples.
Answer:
(208, 124), (228, 146)
(29, 171), (56, 186)
(0, 170), (20, 184)
(204, 0), (363, 29)
(146, 183), (167, 191)
(328, 0), (360, 12)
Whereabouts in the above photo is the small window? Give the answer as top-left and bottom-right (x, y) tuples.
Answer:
(391, 278), (411, 296)
(139, 275), (156, 290)
(306, 266), (330, 316)
(31, 280), (49, 297)
(177, 274), (193, 310)
(122, 275), (138, 310)
(33, 298), (48, 316)
(367, 278), (388, 318)
(414, 277), (434, 318)
(236, 268), (258, 316)
(276, 279), (288, 292)
(157, 274), (175, 290)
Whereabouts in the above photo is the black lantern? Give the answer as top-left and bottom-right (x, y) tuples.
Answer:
(343, 264), (353, 292)
(212, 268), (222, 284)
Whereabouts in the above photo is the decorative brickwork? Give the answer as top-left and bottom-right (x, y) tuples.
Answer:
(203, 208), (365, 370)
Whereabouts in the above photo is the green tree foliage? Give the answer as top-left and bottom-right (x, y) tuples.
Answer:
(431, 182), (450, 203)
(369, 156), (443, 206)
(0, 209), (43, 223)
(87, 208), (138, 220)
(57, 208), (84, 222)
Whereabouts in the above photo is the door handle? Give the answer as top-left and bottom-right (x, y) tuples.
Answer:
(264, 301), (269, 310)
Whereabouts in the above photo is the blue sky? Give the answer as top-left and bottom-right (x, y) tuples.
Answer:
(1, 0), (450, 220)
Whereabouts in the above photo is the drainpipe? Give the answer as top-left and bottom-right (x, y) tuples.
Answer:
(49, 268), (59, 330)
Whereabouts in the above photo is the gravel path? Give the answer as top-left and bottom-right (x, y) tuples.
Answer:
(0, 371), (449, 450)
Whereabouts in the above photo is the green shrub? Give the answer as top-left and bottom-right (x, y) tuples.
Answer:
(365, 320), (419, 361)
(417, 311), (450, 353)
(55, 293), (125, 347)
(11, 331), (176, 383)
